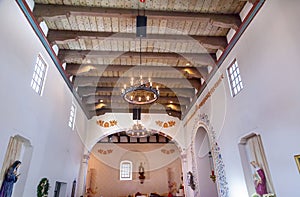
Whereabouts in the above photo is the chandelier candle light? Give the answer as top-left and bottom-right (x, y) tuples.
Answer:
(126, 122), (153, 137)
(121, 2), (159, 105)
(121, 78), (159, 105)
(122, 0), (157, 138)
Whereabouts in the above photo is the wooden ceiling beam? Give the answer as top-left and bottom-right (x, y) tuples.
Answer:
(65, 63), (207, 79)
(77, 87), (195, 98)
(86, 102), (183, 112)
(239, 0), (257, 4)
(47, 30), (227, 51)
(90, 108), (182, 119)
(33, 4), (241, 30)
(58, 50), (217, 66)
(82, 95), (190, 106)
(73, 76), (201, 90)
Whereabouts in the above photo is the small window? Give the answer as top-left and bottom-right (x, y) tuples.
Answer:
(120, 160), (132, 180)
(227, 59), (243, 97)
(68, 103), (76, 130)
(31, 54), (47, 95)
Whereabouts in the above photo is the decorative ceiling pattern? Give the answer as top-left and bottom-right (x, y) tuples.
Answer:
(32, 0), (257, 119)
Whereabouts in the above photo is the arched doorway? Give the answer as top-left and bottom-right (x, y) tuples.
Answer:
(86, 131), (184, 197)
(194, 127), (218, 197)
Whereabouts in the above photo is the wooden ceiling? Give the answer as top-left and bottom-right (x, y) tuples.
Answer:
(32, 0), (256, 119)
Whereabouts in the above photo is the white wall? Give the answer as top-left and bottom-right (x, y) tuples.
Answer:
(2, 0), (299, 196)
(0, 0), (87, 196)
(184, 0), (300, 196)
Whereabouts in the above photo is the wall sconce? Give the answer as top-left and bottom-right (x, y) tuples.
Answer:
(208, 151), (216, 183)
(138, 162), (145, 184)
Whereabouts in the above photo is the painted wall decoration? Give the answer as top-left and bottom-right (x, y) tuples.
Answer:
(191, 113), (229, 197)
(97, 149), (113, 155)
(184, 74), (224, 126)
(198, 74), (224, 109)
(96, 120), (117, 128)
(161, 149), (175, 155)
(156, 120), (176, 128)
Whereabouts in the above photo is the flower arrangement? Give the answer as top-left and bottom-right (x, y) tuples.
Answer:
(252, 193), (276, 197)
(263, 194), (275, 197)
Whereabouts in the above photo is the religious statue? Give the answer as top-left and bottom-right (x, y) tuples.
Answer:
(187, 171), (195, 190)
(0, 160), (21, 197)
(250, 161), (268, 196)
(138, 162), (145, 184)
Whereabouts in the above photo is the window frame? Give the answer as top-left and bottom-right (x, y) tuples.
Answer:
(227, 59), (243, 97)
(119, 160), (132, 181)
(68, 102), (76, 130)
(30, 54), (48, 96)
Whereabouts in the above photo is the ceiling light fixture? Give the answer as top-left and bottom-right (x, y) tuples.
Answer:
(126, 121), (153, 138)
(121, 1), (159, 105)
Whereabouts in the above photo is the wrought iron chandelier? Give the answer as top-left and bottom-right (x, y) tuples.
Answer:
(121, 8), (159, 105)
(122, 81), (159, 105)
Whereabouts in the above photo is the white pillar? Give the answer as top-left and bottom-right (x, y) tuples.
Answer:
(76, 154), (90, 197)
(181, 151), (188, 197)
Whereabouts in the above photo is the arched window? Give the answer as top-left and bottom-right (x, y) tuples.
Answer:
(120, 160), (132, 180)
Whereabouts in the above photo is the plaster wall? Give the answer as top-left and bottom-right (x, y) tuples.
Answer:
(0, 1), (87, 196)
(184, 0), (300, 196)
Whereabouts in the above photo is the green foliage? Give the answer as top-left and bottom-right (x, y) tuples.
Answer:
(37, 178), (50, 197)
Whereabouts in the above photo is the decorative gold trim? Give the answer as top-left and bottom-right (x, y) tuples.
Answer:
(184, 74), (224, 126)
(96, 120), (117, 128)
(156, 120), (176, 128)
(98, 149), (113, 155)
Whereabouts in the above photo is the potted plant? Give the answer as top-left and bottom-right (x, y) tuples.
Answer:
(37, 178), (50, 197)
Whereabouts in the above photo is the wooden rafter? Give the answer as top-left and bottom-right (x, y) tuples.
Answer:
(98, 133), (171, 144)
(65, 63), (208, 79)
(24, 0), (260, 119)
(47, 30), (227, 51)
(58, 50), (217, 66)
(82, 95), (190, 105)
(73, 76), (202, 90)
(33, 4), (241, 30)
(91, 108), (182, 119)
(239, 0), (257, 4)
(77, 87), (195, 98)
(86, 102), (183, 112)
